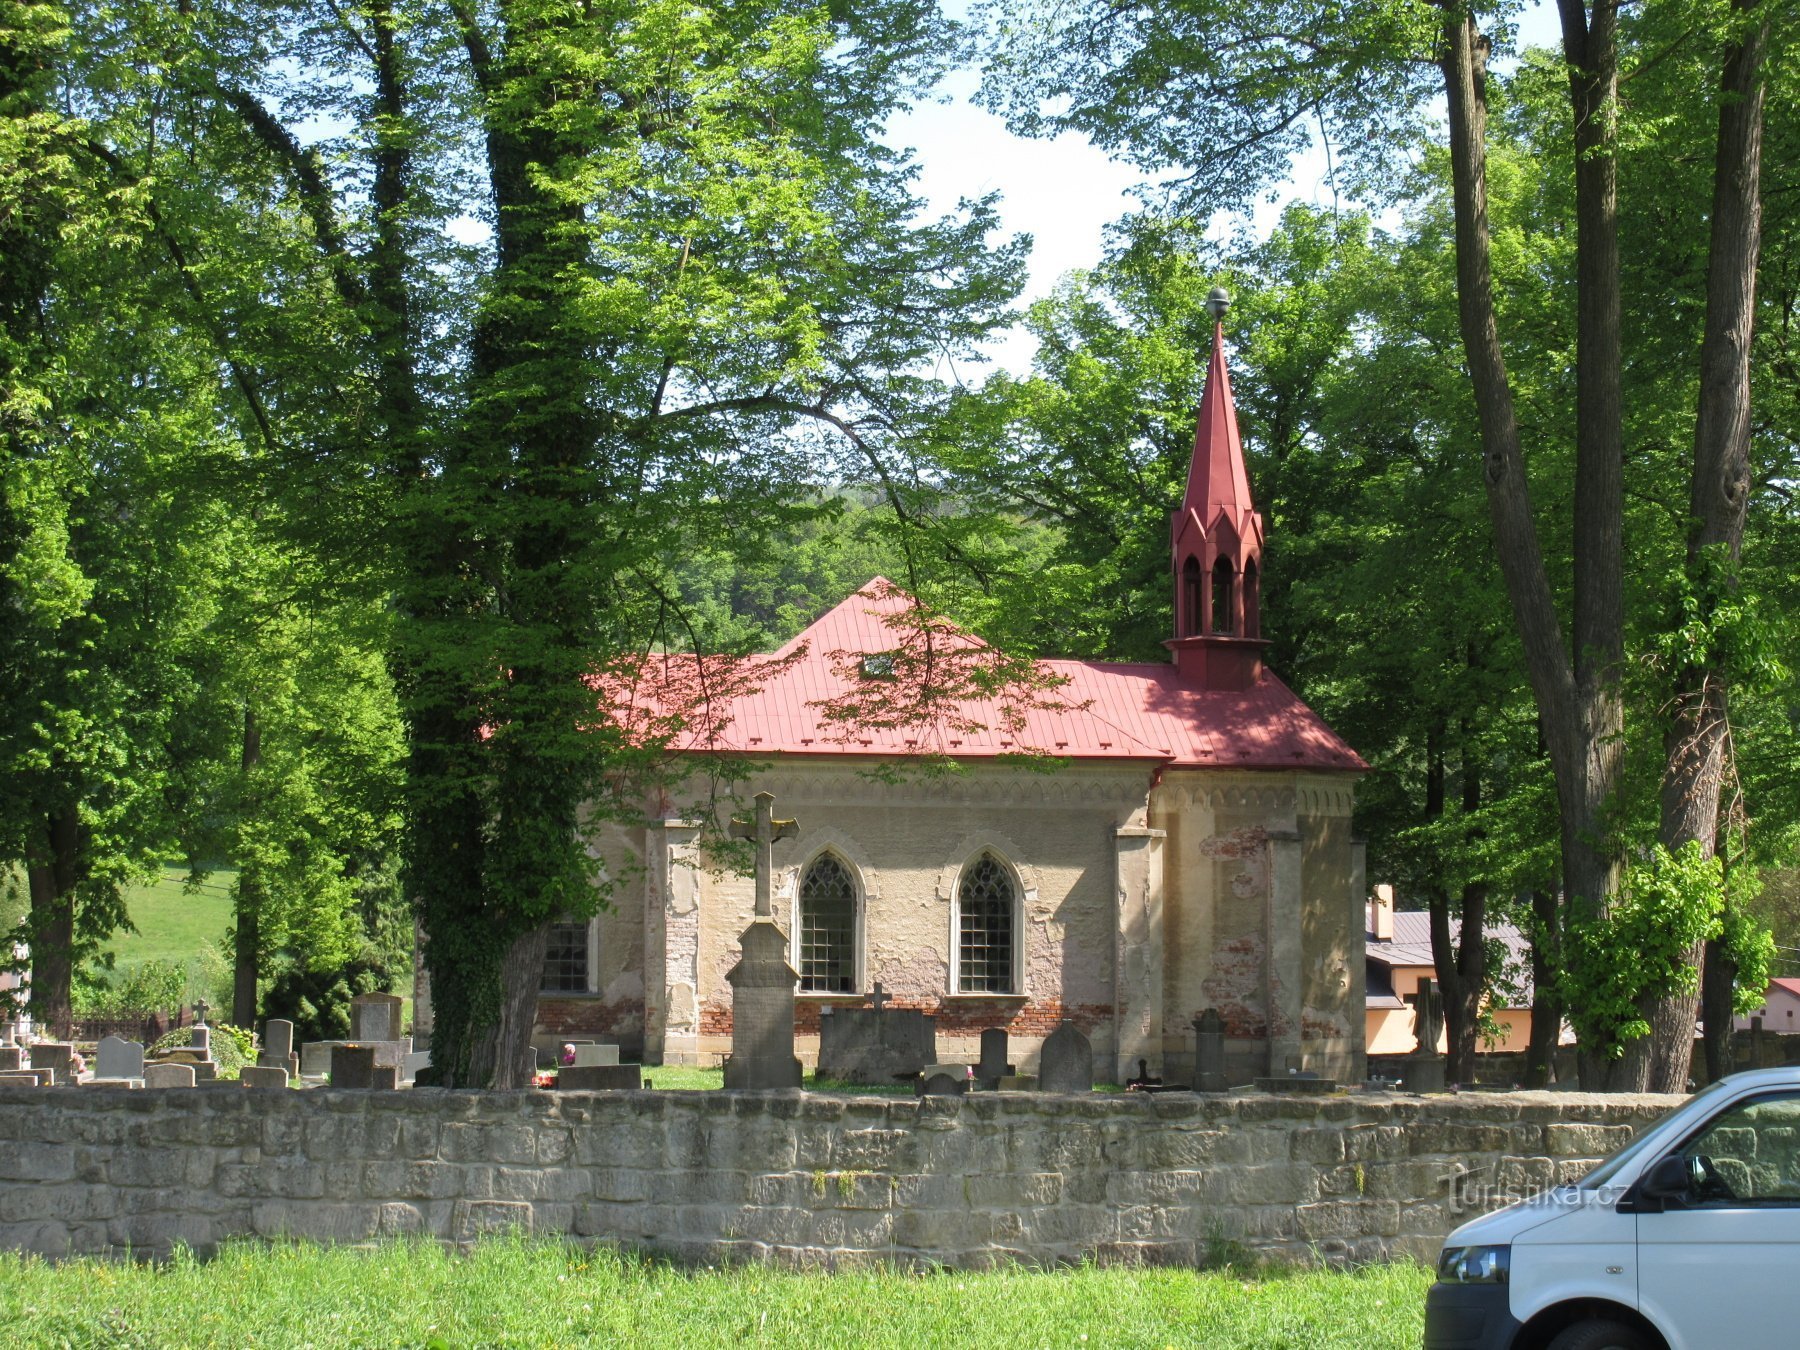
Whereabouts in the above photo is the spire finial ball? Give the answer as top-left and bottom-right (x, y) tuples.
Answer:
(1206, 287), (1231, 322)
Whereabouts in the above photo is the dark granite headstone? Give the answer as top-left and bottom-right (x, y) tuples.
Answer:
(0, 1046), (22, 1072)
(1194, 1008), (1228, 1092)
(30, 1042), (73, 1084)
(1038, 1020), (1093, 1094)
(976, 1027), (1010, 1090)
(331, 1043), (377, 1089)
(557, 1064), (642, 1090)
(816, 983), (938, 1084)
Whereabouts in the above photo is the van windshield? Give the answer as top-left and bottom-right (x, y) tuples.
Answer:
(1577, 1078), (1732, 1191)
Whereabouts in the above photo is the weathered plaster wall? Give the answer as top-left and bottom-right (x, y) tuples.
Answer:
(0, 1087), (1677, 1268)
(683, 763), (1155, 1069)
(1152, 772), (1359, 1084)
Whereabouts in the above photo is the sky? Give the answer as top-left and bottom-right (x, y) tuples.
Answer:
(889, 2), (1567, 379)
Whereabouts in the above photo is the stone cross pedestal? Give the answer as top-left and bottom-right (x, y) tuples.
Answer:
(722, 792), (803, 1090)
(1402, 977), (1448, 1093)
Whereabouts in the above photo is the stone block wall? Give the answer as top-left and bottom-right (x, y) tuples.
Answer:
(0, 1086), (1678, 1268)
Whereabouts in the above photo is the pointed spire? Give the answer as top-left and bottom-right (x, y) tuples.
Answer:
(1181, 304), (1255, 523)
(1166, 288), (1266, 690)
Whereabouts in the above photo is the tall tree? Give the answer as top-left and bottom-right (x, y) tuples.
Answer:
(142, 0), (1026, 1085)
(980, 0), (1786, 1086)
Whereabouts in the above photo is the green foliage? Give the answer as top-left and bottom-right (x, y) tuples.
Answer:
(261, 960), (394, 1046)
(0, 1238), (1437, 1349)
(149, 1023), (252, 1078)
(72, 959), (185, 1017)
(1561, 843), (1731, 1055)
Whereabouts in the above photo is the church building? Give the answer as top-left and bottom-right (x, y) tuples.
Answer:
(535, 308), (1368, 1084)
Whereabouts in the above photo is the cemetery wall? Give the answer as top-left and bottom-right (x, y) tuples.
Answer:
(0, 1086), (1677, 1268)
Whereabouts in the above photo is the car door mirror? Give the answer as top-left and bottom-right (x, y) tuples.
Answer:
(1639, 1154), (1695, 1203)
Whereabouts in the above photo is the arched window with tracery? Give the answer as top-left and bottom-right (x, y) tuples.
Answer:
(798, 853), (857, 993)
(1211, 556), (1235, 634)
(956, 852), (1017, 994)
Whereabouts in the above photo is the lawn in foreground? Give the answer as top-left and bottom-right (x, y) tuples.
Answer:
(0, 1238), (1432, 1348)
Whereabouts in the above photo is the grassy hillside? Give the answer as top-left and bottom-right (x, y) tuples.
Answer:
(111, 869), (236, 975)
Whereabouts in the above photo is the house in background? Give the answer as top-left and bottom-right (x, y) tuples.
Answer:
(1735, 978), (1800, 1033)
(1364, 886), (1542, 1056)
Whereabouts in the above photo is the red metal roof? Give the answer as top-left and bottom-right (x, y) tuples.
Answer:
(629, 579), (1364, 772)
(1183, 321), (1256, 525)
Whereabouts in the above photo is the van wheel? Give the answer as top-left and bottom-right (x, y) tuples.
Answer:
(1545, 1320), (1652, 1350)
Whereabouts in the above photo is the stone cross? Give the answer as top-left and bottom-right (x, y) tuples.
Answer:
(867, 982), (889, 1014)
(729, 791), (798, 919)
(193, 997), (210, 1026)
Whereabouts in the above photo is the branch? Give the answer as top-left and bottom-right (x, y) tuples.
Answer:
(216, 88), (367, 309)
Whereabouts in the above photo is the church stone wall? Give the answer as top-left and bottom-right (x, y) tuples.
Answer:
(0, 1086), (1677, 1269)
(1152, 772), (1360, 1085)
(683, 763), (1153, 1072)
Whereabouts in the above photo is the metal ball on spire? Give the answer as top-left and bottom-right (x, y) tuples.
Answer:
(1206, 287), (1231, 322)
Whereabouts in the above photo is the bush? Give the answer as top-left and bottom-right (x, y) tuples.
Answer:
(261, 959), (394, 1046)
(149, 1024), (254, 1079)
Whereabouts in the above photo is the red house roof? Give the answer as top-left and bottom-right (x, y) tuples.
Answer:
(632, 579), (1364, 773)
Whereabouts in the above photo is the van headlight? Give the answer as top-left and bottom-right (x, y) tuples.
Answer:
(1437, 1244), (1511, 1284)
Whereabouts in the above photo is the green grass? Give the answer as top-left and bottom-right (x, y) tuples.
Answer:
(0, 1238), (1433, 1348)
(110, 869), (236, 977)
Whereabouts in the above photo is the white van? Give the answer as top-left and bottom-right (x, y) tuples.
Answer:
(1425, 1067), (1800, 1350)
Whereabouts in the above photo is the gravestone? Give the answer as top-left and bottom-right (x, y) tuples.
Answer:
(370, 1064), (399, 1091)
(918, 1071), (967, 1097)
(402, 1049), (431, 1083)
(331, 1043), (377, 1089)
(144, 1062), (196, 1089)
(557, 1063), (642, 1090)
(239, 1065), (289, 1090)
(0, 1046), (21, 1072)
(259, 1019), (299, 1078)
(300, 1037), (412, 1078)
(721, 792), (804, 1090)
(1037, 1020), (1093, 1094)
(30, 1042), (73, 1084)
(349, 991), (404, 1043)
(189, 1024), (211, 1055)
(1402, 977), (1448, 1093)
(94, 1035), (145, 1083)
(815, 983), (939, 1085)
(572, 1043), (620, 1068)
(995, 1075), (1037, 1091)
(0, 1070), (44, 1086)
(976, 1027), (1011, 1090)
(1193, 1008), (1228, 1093)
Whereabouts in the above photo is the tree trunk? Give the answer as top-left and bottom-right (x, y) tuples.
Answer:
(1440, 10), (1628, 1085)
(231, 705), (262, 1028)
(468, 921), (551, 1090)
(1525, 886), (1565, 1087)
(1646, 0), (1768, 1095)
(1427, 729), (1490, 1085)
(1701, 934), (1738, 1084)
(26, 803), (83, 1036)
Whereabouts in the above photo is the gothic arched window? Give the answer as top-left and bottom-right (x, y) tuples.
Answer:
(1242, 557), (1260, 638)
(1181, 556), (1203, 637)
(956, 852), (1017, 994)
(1211, 556), (1235, 634)
(798, 853), (857, 993)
